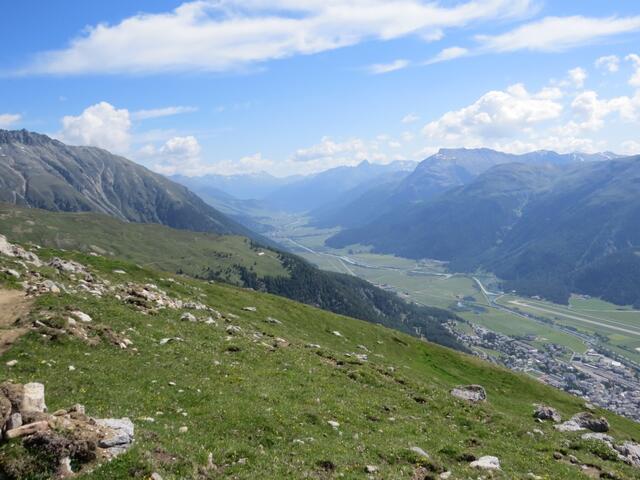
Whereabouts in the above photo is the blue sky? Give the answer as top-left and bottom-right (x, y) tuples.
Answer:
(2, 0), (640, 176)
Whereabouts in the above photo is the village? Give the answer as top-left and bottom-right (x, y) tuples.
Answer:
(446, 321), (640, 423)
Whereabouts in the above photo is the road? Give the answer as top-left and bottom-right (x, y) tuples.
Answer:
(509, 300), (640, 337)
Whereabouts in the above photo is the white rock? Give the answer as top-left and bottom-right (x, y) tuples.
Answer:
(21, 382), (47, 413)
(365, 465), (378, 473)
(470, 456), (500, 470)
(409, 446), (430, 459)
(180, 312), (197, 322)
(5, 359), (18, 367)
(439, 472), (452, 479)
(113, 269), (127, 274)
(242, 306), (257, 312)
(179, 426), (188, 433)
(327, 420), (340, 429)
(332, 331), (343, 337)
(71, 311), (92, 323)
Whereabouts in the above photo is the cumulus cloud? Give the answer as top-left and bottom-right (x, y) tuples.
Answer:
(626, 54), (640, 87)
(18, 0), (534, 75)
(146, 135), (203, 175)
(131, 105), (197, 120)
(595, 55), (620, 72)
(0, 113), (22, 128)
(422, 83), (563, 142)
(568, 67), (587, 88)
(366, 59), (409, 75)
(477, 15), (640, 53)
(620, 140), (640, 155)
(58, 102), (131, 153)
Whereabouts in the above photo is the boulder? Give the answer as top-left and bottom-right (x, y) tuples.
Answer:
(71, 311), (92, 323)
(95, 418), (134, 457)
(533, 405), (561, 423)
(450, 385), (486, 403)
(5, 420), (50, 439)
(470, 456), (500, 470)
(180, 312), (197, 322)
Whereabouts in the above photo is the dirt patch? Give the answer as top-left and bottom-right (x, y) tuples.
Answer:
(0, 289), (33, 355)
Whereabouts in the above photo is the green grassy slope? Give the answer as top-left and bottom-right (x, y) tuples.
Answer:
(1, 249), (639, 479)
(0, 204), (462, 350)
(0, 203), (286, 284)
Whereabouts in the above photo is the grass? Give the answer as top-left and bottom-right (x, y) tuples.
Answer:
(0, 204), (287, 285)
(1, 248), (640, 479)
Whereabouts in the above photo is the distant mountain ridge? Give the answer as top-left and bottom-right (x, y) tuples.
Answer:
(0, 129), (262, 240)
(312, 147), (620, 229)
(329, 155), (640, 306)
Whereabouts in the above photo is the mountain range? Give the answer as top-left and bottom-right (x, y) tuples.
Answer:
(0, 129), (260, 241)
(329, 154), (640, 306)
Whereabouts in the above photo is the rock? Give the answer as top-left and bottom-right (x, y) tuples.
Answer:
(365, 465), (378, 473)
(331, 331), (343, 337)
(6, 412), (22, 430)
(615, 441), (640, 468)
(48, 258), (87, 275)
(242, 306), (257, 312)
(553, 452), (563, 460)
(4, 420), (50, 439)
(159, 337), (183, 345)
(113, 269), (127, 274)
(179, 426), (188, 434)
(439, 472), (452, 479)
(71, 311), (92, 323)
(57, 457), (74, 478)
(305, 343), (321, 349)
(226, 325), (242, 335)
(470, 455), (500, 470)
(265, 317), (282, 325)
(533, 405), (561, 423)
(180, 312), (197, 322)
(3, 268), (20, 278)
(41, 280), (61, 294)
(581, 432), (614, 444)
(150, 473), (163, 480)
(450, 385), (486, 403)
(5, 359), (18, 367)
(21, 383), (47, 413)
(95, 418), (134, 454)
(556, 412), (609, 433)
(327, 420), (340, 429)
(568, 454), (579, 464)
(409, 446), (430, 459)
(0, 394), (11, 427)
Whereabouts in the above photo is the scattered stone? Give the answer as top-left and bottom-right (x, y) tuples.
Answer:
(327, 420), (340, 429)
(179, 426), (188, 434)
(113, 269), (127, 274)
(180, 312), (197, 322)
(450, 385), (486, 403)
(439, 472), (452, 479)
(242, 306), (257, 312)
(555, 412), (609, 433)
(581, 432), (614, 444)
(150, 473), (163, 480)
(3, 268), (20, 279)
(409, 446), (430, 459)
(568, 455), (579, 464)
(226, 325), (242, 335)
(331, 331), (343, 337)
(48, 258), (87, 275)
(553, 452), (564, 460)
(159, 337), (183, 345)
(365, 465), (378, 473)
(71, 310), (92, 323)
(95, 418), (134, 456)
(5, 359), (17, 367)
(470, 456), (500, 470)
(615, 441), (640, 468)
(305, 343), (321, 349)
(57, 456), (74, 477)
(265, 317), (282, 325)
(6, 412), (22, 430)
(533, 404), (561, 423)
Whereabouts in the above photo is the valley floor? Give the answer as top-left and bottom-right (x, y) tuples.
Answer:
(267, 217), (640, 423)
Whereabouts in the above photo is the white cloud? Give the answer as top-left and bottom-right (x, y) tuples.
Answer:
(367, 59), (409, 75)
(142, 135), (204, 175)
(19, 0), (534, 75)
(626, 54), (640, 87)
(58, 102), (131, 153)
(425, 46), (469, 64)
(477, 15), (640, 53)
(0, 113), (22, 128)
(620, 140), (640, 155)
(595, 55), (619, 73)
(402, 113), (420, 124)
(131, 106), (197, 120)
(422, 83), (563, 142)
(568, 67), (587, 88)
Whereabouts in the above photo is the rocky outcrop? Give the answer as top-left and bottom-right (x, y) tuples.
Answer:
(0, 382), (134, 477)
(555, 412), (609, 433)
(470, 456), (500, 470)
